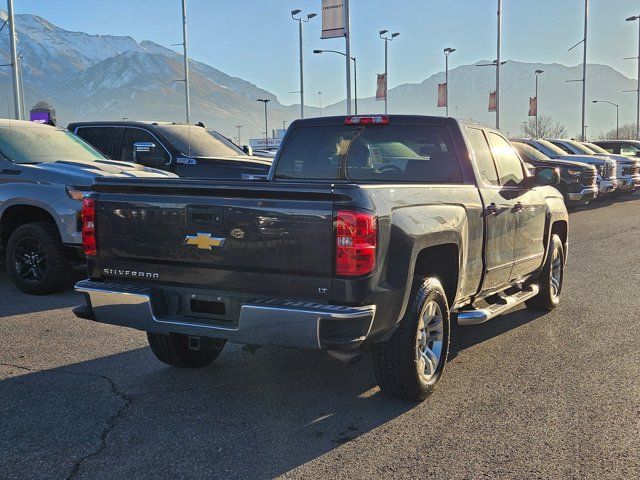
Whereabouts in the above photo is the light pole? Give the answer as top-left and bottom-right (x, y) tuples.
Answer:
(379, 30), (400, 114)
(593, 100), (619, 139)
(476, 59), (507, 128)
(257, 99), (270, 148)
(496, 0), (504, 130)
(535, 69), (544, 138)
(181, 0), (191, 124)
(7, 0), (23, 120)
(313, 49), (358, 114)
(581, 0), (589, 141)
(318, 91), (323, 117)
(291, 9), (317, 119)
(444, 48), (456, 117)
(626, 15), (640, 139)
(235, 125), (243, 146)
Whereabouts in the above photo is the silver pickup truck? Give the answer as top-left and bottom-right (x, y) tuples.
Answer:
(0, 120), (175, 294)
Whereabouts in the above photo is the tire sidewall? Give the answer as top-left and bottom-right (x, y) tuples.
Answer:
(411, 279), (451, 393)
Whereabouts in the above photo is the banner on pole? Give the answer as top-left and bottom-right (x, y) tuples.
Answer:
(437, 83), (447, 108)
(488, 91), (497, 112)
(321, 0), (346, 39)
(529, 97), (537, 117)
(376, 74), (387, 100)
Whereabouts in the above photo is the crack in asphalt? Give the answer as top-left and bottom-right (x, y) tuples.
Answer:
(1, 361), (132, 480)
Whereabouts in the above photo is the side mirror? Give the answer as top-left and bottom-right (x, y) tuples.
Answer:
(242, 145), (253, 156)
(133, 142), (166, 168)
(534, 166), (560, 187)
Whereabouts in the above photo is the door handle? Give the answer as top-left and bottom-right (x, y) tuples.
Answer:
(486, 203), (498, 216)
(513, 202), (524, 212)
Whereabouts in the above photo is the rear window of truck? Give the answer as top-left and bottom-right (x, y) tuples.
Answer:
(274, 125), (462, 183)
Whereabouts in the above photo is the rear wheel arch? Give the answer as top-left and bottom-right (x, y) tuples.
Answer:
(412, 243), (461, 307)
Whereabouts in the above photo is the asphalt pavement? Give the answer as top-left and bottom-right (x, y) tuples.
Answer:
(1, 195), (639, 479)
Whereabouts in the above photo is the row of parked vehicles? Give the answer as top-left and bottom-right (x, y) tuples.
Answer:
(0, 115), (636, 401)
(512, 138), (640, 207)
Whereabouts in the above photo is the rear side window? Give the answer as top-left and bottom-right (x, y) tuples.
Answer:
(75, 127), (118, 159)
(275, 125), (462, 183)
(466, 128), (499, 186)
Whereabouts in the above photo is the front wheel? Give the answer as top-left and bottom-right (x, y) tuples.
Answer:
(6, 222), (70, 295)
(526, 234), (565, 311)
(372, 277), (450, 402)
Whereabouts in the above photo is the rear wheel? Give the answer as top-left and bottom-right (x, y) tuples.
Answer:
(6, 222), (70, 295)
(147, 333), (225, 368)
(526, 234), (564, 311)
(372, 277), (450, 402)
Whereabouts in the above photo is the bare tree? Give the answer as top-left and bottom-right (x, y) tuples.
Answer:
(599, 123), (637, 140)
(520, 115), (568, 139)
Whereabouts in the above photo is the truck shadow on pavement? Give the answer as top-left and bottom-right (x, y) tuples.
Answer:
(1, 345), (412, 479)
(1, 306), (547, 479)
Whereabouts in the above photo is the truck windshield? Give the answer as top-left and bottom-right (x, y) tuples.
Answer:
(0, 124), (105, 164)
(583, 142), (611, 155)
(155, 125), (246, 158)
(275, 125), (462, 183)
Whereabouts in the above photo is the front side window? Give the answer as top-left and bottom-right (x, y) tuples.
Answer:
(0, 124), (105, 164)
(121, 128), (169, 164)
(275, 125), (462, 183)
(620, 144), (640, 156)
(488, 133), (525, 187)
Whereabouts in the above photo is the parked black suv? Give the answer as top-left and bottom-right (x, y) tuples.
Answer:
(512, 141), (597, 206)
(68, 121), (271, 179)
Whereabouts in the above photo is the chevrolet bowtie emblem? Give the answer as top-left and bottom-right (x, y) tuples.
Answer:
(184, 233), (226, 250)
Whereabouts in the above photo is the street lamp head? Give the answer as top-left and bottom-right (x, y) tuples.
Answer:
(313, 49), (322, 54)
(535, 69), (544, 74)
(307, 13), (317, 20)
(392, 32), (400, 38)
(592, 100), (598, 103)
(444, 47), (456, 54)
(291, 9), (302, 16)
(379, 29), (388, 36)
(626, 15), (639, 22)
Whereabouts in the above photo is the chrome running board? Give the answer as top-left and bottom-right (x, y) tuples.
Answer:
(457, 284), (540, 326)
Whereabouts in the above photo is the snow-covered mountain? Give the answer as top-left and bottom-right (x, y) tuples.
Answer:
(321, 60), (637, 138)
(0, 10), (290, 138)
(1, 10), (637, 138)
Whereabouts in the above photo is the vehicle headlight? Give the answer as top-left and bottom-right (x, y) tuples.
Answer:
(567, 169), (582, 176)
(65, 186), (89, 201)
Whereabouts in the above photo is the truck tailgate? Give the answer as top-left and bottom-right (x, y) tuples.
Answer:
(92, 180), (336, 298)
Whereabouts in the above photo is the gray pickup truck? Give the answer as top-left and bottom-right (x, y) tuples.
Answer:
(0, 120), (174, 294)
(74, 115), (568, 401)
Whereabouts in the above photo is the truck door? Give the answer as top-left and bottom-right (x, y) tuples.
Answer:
(466, 128), (517, 292)
(487, 133), (546, 281)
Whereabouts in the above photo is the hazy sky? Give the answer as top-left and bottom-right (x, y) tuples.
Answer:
(10, 0), (640, 106)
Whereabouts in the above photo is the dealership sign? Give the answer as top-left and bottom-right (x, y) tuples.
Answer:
(321, 0), (346, 39)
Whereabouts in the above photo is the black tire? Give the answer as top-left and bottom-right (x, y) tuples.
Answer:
(147, 333), (225, 368)
(526, 234), (565, 311)
(6, 222), (70, 295)
(372, 277), (450, 402)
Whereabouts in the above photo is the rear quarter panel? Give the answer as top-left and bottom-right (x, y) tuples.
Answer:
(332, 184), (484, 338)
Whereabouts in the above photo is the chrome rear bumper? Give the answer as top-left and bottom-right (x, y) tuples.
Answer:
(75, 280), (375, 350)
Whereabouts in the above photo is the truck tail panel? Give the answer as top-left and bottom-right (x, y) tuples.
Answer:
(92, 181), (337, 299)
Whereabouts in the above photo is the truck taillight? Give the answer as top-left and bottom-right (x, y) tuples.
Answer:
(335, 210), (377, 277)
(81, 197), (97, 257)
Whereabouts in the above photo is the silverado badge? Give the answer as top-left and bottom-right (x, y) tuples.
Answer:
(184, 233), (226, 250)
